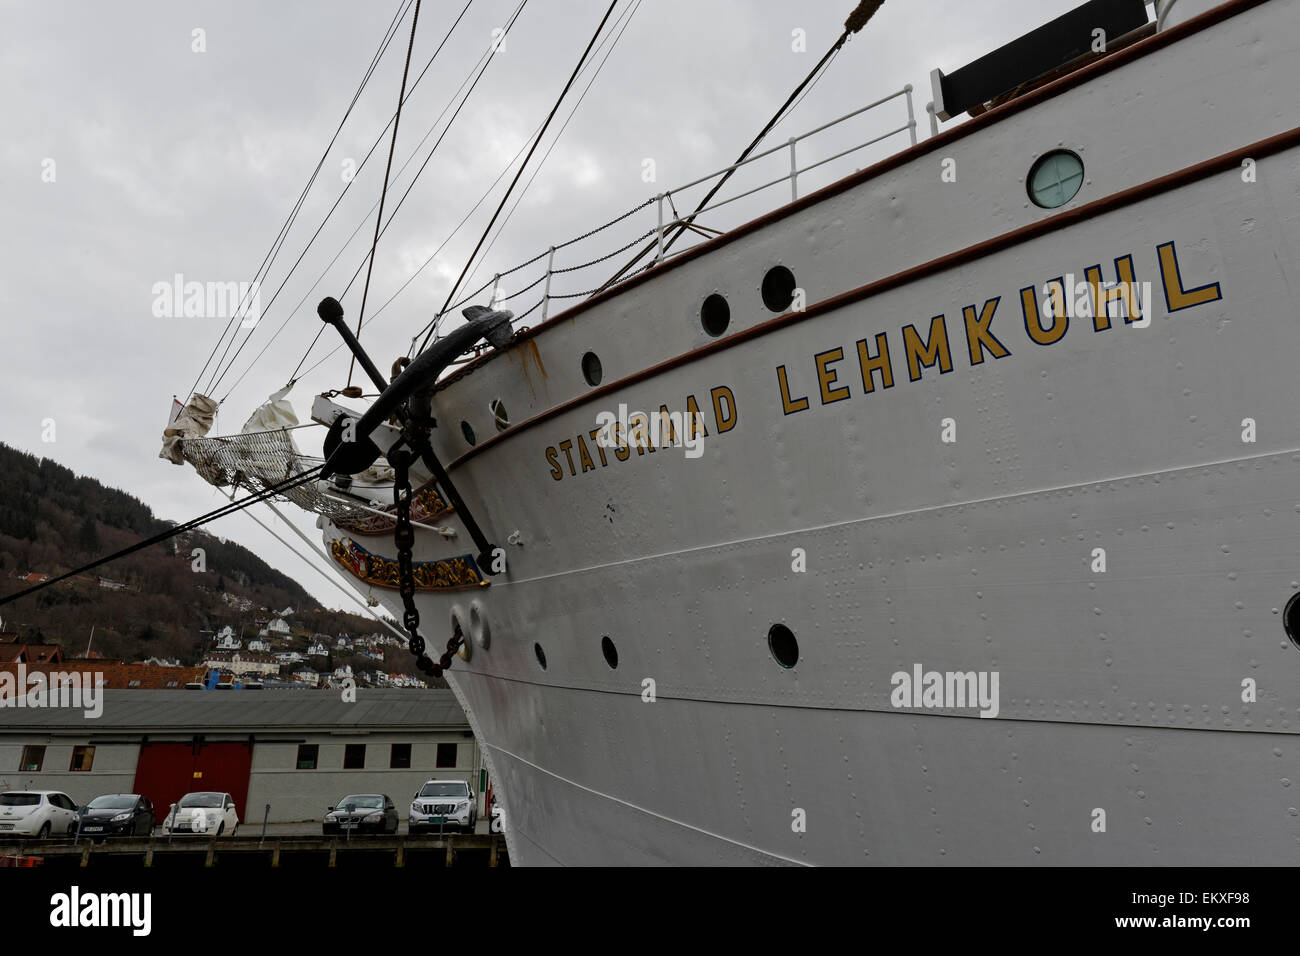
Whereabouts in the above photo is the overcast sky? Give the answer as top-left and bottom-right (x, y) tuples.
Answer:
(0, 0), (1098, 610)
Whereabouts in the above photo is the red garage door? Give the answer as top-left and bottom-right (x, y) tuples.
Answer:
(133, 740), (253, 821)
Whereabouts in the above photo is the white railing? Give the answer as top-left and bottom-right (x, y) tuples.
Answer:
(431, 84), (925, 342)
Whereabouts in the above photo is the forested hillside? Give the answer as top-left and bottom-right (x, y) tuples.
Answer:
(0, 442), (401, 670)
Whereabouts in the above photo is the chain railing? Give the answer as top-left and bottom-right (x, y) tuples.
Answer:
(426, 85), (922, 344)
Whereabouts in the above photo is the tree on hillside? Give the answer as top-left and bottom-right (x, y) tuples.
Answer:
(76, 515), (100, 554)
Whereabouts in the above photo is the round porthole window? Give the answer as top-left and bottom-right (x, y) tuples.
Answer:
(451, 607), (471, 662)
(461, 420), (476, 446)
(490, 398), (509, 432)
(469, 601), (490, 650)
(601, 635), (618, 669)
(534, 642), (548, 670)
(700, 293), (730, 337)
(767, 623), (799, 669)
(1284, 592), (1300, 651)
(581, 351), (603, 387)
(761, 265), (797, 313)
(1027, 150), (1084, 209)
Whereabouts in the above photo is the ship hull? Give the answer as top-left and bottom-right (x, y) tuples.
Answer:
(325, 0), (1300, 864)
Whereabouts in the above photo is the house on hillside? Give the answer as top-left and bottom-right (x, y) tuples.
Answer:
(0, 642), (63, 665)
(248, 637), (270, 652)
(267, 618), (291, 636)
(200, 650), (280, 677)
(307, 640), (328, 657)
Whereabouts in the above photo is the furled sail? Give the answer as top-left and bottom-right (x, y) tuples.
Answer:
(159, 386), (383, 526)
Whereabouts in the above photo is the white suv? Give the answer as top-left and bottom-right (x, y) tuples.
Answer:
(410, 779), (476, 834)
(0, 791), (78, 838)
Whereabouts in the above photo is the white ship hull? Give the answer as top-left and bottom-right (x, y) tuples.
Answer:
(318, 0), (1300, 864)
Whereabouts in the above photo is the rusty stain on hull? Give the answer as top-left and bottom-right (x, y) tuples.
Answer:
(510, 338), (548, 402)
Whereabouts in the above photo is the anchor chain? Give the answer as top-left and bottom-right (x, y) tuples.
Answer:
(391, 441), (463, 679)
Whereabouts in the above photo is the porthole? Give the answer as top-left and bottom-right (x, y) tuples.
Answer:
(1284, 592), (1300, 651)
(534, 642), (548, 670)
(700, 293), (730, 337)
(767, 623), (799, 669)
(761, 265), (797, 313)
(461, 420), (476, 445)
(581, 351), (603, 387)
(469, 600), (490, 650)
(451, 607), (471, 662)
(1027, 150), (1084, 209)
(490, 398), (509, 432)
(601, 635), (618, 669)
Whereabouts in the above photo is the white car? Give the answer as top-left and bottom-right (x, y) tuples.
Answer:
(410, 779), (476, 834)
(162, 792), (240, 837)
(0, 790), (78, 838)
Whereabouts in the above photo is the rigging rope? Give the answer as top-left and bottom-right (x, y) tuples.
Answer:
(0, 467), (324, 608)
(305, 0), (645, 371)
(187, 0), (414, 401)
(349, 0), (423, 388)
(453, 0), (644, 324)
(219, 0), (529, 401)
(601, 0), (887, 291)
(415, 0), (621, 357)
(249, 500), (412, 644)
(210, 0), (477, 400)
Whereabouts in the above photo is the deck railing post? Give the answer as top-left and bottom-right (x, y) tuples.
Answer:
(541, 245), (556, 322)
(788, 137), (798, 201)
(926, 101), (939, 138)
(655, 193), (666, 264)
(904, 83), (917, 146)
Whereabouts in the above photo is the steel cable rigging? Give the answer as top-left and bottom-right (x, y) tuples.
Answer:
(601, 0), (887, 291)
(188, 0), (416, 401)
(205, 0), (489, 400)
(214, 0), (531, 401)
(414, 0), (621, 357)
(0, 467), (324, 608)
(297, 0), (643, 378)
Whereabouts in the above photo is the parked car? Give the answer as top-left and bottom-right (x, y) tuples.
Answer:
(77, 794), (155, 838)
(323, 794), (399, 835)
(162, 792), (239, 837)
(0, 791), (78, 838)
(409, 779), (476, 834)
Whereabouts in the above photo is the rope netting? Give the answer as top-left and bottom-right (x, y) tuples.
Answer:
(179, 429), (384, 525)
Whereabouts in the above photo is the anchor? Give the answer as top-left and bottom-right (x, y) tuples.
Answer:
(316, 296), (513, 573)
